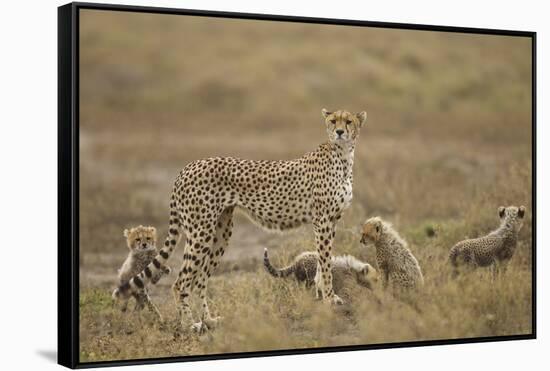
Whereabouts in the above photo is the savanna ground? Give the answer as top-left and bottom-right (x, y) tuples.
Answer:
(78, 10), (533, 362)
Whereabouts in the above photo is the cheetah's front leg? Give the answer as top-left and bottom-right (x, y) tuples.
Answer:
(491, 261), (508, 282)
(378, 263), (390, 290)
(313, 216), (343, 305)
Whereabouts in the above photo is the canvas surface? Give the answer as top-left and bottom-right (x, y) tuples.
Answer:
(77, 9), (533, 363)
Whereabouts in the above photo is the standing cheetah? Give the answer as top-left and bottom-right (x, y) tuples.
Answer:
(115, 109), (368, 331)
(263, 248), (379, 294)
(360, 217), (424, 291)
(449, 205), (526, 276)
(112, 226), (171, 320)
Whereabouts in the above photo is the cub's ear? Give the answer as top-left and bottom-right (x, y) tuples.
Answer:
(518, 206), (526, 218)
(123, 229), (130, 238)
(356, 111), (367, 126)
(498, 206), (506, 218)
(148, 226), (156, 234)
(322, 108), (332, 118)
(375, 218), (382, 232)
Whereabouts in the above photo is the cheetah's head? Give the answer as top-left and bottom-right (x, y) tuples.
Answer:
(360, 217), (383, 244)
(498, 205), (526, 232)
(356, 262), (379, 288)
(322, 109), (367, 143)
(123, 225), (157, 251)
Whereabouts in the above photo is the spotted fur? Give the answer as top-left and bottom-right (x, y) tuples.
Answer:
(264, 248), (379, 295)
(111, 226), (171, 320)
(114, 109), (368, 331)
(449, 206), (526, 276)
(361, 217), (424, 291)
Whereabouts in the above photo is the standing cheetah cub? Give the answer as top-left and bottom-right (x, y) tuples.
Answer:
(449, 206), (526, 276)
(360, 217), (424, 291)
(263, 248), (379, 296)
(112, 226), (171, 320)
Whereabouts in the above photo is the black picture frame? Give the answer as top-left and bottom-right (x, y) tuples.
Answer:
(58, 2), (537, 369)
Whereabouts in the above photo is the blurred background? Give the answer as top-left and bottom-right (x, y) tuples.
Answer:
(78, 9), (532, 361)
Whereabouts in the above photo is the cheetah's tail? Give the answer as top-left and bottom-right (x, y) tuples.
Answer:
(263, 248), (295, 278)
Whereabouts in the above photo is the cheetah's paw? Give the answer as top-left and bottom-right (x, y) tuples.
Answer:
(190, 321), (208, 334)
(331, 294), (344, 305)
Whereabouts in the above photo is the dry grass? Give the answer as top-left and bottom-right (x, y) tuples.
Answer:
(78, 10), (533, 363)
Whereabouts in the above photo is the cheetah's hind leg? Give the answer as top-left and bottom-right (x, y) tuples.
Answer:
(119, 297), (130, 312)
(192, 207), (234, 332)
(134, 290), (163, 322)
(173, 216), (221, 332)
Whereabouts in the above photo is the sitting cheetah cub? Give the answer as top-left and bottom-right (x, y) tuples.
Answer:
(449, 206), (525, 276)
(263, 248), (379, 298)
(112, 226), (171, 320)
(361, 217), (424, 291)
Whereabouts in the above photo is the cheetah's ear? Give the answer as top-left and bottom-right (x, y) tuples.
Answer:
(322, 108), (332, 118)
(356, 111), (367, 127)
(375, 218), (382, 232)
(123, 229), (130, 238)
(518, 206), (526, 218)
(498, 206), (506, 218)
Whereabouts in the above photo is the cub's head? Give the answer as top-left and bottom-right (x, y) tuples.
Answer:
(355, 262), (379, 288)
(360, 217), (383, 245)
(123, 225), (157, 251)
(322, 109), (367, 144)
(498, 205), (526, 232)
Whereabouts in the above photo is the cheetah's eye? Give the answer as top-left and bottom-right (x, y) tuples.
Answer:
(146, 237), (151, 241)
(345, 120), (352, 125)
(135, 238), (141, 243)
(330, 119), (336, 124)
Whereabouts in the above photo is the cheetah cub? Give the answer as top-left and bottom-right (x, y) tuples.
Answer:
(360, 217), (424, 291)
(263, 248), (379, 297)
(449, 205), (526, 276)
(112, 226), (171, 320)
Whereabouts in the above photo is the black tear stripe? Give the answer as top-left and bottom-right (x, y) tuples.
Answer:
(144, 266), (152, 278)
(160, 250), (169, 259)
(152, 258), (161, 269)
(133, 276), (144, 289)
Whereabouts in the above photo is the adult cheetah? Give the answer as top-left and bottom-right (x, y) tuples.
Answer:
(449, 205), (526, 277)
(114, 108), (368, 331)
(263, 248), (379, 294)
(360, 217), (424, 291)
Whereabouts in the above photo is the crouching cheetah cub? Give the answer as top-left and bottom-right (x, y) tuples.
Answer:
(361, 217), (424, 291)
(264, 248), (379, 297)
(449, 205), (526, 276)
(112, 226), (171, 320)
